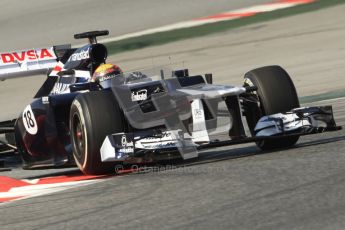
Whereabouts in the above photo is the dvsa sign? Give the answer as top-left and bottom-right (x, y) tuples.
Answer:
(0, 48), (56, 65)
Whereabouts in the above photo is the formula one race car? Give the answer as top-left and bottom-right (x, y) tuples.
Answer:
(0, 30), (341, 174)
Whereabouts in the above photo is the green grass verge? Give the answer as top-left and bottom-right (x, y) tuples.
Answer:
(106, 0), (345, 55)
(300, 90), (345, 104)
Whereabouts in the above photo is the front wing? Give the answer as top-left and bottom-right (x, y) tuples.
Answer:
(100, 106), (341, 162)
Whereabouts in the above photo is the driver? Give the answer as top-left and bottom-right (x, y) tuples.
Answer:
(91, 63), (123, 83)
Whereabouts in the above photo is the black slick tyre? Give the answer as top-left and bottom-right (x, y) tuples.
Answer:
(70, 90), (124, 175)
(244, 65), (300, 150)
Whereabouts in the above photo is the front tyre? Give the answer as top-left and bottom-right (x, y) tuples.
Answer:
(70, 91), (125, 175)
(244, 65), (300, 150)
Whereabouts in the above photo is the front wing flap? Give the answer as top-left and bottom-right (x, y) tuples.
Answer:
(254, 106), (339, 136)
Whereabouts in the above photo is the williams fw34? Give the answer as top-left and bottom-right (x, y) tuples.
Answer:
(0, 30), (341, 174)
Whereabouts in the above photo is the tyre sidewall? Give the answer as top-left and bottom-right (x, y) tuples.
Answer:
(70, 98), (91, 172)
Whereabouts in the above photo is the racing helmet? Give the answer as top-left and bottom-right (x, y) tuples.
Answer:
(91, 63), (123, 83)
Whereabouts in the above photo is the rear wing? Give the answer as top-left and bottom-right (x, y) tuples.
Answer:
(0, 45), (71, 81)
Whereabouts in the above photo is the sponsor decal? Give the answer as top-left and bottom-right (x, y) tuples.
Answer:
(98, 74), (117, 82)
(22, 105), (38, 135)
(117, 134), (134, 154)
(135, 131), (177, 149)
(68, 48), (90, 62)
(131, 89), (148, 101)
(121, 135), (134, 147)
(51, 83), (71, 95)
(193, 109), (203, 119)
(117, 148), (134, 154)
(0, 48), (55, 65)
(148, 131), (172, 140)
(42, 96), (49, 104)
(138, 141), (176, 149)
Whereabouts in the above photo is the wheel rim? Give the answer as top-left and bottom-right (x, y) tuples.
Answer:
(72, 113), (85, 161)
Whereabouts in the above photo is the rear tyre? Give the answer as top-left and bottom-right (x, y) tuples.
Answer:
(244, 65), (300, 150)
(14, 124), (33, 169)
(70, 90), (125, 175)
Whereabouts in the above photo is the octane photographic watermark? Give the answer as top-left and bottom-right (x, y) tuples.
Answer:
(114, 164), (228, 175)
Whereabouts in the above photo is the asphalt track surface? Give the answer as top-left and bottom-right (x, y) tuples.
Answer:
(1, 3), (345, 230)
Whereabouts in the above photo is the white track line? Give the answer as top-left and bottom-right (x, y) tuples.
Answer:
(99, 0), (314, 44)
